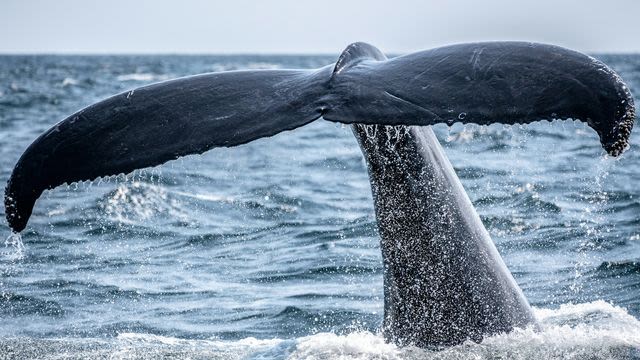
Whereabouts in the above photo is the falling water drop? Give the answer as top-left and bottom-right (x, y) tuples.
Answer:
(3, 232), (25, 261)
(445, 126), (452, 143)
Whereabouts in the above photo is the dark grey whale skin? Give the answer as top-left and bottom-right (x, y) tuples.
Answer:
(4, 42), (635, 348)
(353, 123), (536, 347)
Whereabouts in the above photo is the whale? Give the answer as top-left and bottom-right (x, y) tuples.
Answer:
(4, 42), (635, 347)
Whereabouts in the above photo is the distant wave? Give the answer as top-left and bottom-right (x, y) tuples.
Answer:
(210, 62), (282, 72)
(116, 73), (170, 82)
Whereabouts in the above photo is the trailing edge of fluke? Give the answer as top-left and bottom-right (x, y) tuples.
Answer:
(4, 41), (636, 232)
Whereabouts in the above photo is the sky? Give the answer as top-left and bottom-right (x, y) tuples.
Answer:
(2, 0), (640, 54)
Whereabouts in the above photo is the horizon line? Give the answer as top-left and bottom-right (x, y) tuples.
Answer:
(2, 50), (640, 56)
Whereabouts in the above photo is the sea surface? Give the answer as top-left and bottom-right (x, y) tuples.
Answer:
(0, 53), (639, 359)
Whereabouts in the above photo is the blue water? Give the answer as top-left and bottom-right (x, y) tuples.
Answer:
(0, 54), (639, 359)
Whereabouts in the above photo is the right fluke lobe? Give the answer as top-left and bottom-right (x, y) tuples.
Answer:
(323, 42), (636, 157)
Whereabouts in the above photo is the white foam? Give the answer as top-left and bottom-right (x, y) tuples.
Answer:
(287, 302), (640, 359)
(3, 301), (639, 359)
(288, 302), (640, 359)
(290, 331), (399, 359)
(106, 302), (640, 359)
(116, 333), (287, 359)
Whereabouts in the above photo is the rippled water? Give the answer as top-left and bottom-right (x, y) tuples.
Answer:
(0, 54), (639, 359)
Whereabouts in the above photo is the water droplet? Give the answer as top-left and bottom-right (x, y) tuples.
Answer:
(3, 232), (25, 261)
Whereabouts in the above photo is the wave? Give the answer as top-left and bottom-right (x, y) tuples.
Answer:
(250, 264), (381, 283)
(596, 260), (640, 277)
(1, 301), (638, 359)
(0, 292), (64, 317)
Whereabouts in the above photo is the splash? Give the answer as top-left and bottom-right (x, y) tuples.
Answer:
(2, 232), (25, 261)
(0, 301), (638, 359)
(288, 302), (640, 359)
(572, 155), (615, 294)
(99, 181), (188, 225)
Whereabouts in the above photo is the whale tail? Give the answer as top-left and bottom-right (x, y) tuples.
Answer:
(5, 42), (635, 232)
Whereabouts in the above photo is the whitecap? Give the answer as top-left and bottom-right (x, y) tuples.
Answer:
(246, 62), (282, 70)
(60, 77), (78, 87)
(116, 73), (169, 82)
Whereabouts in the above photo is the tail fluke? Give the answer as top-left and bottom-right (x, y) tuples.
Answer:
(5, 42), (635, 232)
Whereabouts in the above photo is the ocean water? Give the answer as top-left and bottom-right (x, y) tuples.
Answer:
(0, 53), (639, 359)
